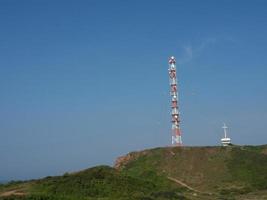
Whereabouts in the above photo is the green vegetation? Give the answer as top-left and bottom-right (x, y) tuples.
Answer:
(0, 166), (185, 200)
(227, 148), (267, 189)
(118, 145), (267, 199)
(1, 145), (267, 200)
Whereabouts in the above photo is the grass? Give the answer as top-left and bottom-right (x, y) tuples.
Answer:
(227, 147), (267, 190)
(1, 145), (267, 200)
(119, 145), (267, 197)
(0, 166), (186, 200)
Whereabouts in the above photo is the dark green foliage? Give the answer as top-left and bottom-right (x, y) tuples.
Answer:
(20, 165), (183, 200)
(0, 194), (91, 200)
(240, 145), (267, 154)
(219, 187), (252, 196)
(0, 194), (63, 200)
(151, 191), (186, 199)
(2, 145), (267, 200)
(33, 166), (142, 197)
(0, 181), (24, 191)
(227, 148), (267, 190)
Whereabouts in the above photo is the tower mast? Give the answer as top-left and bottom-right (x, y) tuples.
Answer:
(168, 56), (182, 146)
(222, 123), (228, 138)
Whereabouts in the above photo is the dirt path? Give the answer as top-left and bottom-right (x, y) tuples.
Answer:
(167, 176), (201, 193)
(168, 176), (218, 199)
(0, 190), (25, 197)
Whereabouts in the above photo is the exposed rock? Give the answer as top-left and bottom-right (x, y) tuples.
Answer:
(114, 150), (148, 170)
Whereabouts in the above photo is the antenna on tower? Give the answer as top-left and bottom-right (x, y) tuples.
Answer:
(168, 56), (182, 146)
(221, 123), (231, 146)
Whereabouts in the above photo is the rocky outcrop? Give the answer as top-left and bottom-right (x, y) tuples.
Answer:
(114, 150), (148, 170)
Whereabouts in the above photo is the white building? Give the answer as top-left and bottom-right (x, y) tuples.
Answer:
(221, 123), (231, 146)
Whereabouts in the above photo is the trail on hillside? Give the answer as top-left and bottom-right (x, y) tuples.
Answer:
(168, 176), (219, 200)
(0, 190), (25, 197)
(167, 177), (201, 193)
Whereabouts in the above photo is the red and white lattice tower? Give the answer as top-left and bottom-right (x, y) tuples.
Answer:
(168, 56), (182, 146)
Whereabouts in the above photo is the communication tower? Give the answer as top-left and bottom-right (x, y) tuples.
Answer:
(168, 56), (182, 146)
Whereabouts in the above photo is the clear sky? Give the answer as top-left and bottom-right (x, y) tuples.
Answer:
(1, 0), (267, 181)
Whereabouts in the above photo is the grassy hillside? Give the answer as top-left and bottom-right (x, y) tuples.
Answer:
(1, 145), (267, 200)
(116, 145), (267, 199)
(0, 166), (185, 200)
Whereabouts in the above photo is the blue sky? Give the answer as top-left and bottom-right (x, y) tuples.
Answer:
(0, 0), (267, 180)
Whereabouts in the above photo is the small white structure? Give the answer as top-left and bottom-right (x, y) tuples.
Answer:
(221, 123), (231, 146)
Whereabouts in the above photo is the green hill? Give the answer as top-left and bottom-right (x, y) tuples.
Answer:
(1, 145), (267, 200)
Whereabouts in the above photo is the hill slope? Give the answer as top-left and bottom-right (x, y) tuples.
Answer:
(1, 145), (267, 200)
(0, 166), (184, 200)
(116, 145), (267, 199)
